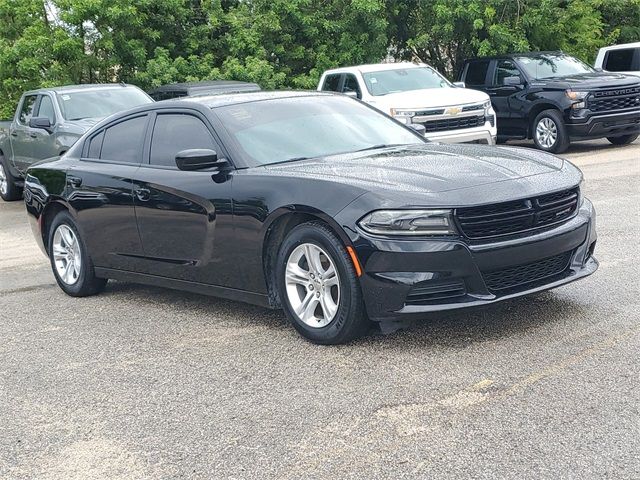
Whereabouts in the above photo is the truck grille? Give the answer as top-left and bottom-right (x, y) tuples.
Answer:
(455, 187), (579, 239)
(482, 251), (573, 292)
(421, 115), (485, 133)
(588, 86), (640, 113)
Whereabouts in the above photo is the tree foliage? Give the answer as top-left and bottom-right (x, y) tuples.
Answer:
(1, 0), (637, 117)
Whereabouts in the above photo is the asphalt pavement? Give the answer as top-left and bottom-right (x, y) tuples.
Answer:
(1, 139), (639, 479)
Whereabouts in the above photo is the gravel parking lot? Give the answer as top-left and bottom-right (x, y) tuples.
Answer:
(1, 139), (639, 479)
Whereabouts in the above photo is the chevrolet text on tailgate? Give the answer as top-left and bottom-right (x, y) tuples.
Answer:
(0, 84), (152, 201)
(24, 92), (597, 344)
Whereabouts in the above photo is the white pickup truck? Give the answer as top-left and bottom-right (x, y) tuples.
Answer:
(317, 62), (497, 145)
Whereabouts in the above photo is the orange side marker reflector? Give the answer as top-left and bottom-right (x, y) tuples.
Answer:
(346, 246), (363, 277)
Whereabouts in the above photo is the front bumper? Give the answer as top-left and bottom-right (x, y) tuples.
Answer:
(352, 199), (597, 322)
(567, 109), (640, 139)
(424, 122), (497, 145)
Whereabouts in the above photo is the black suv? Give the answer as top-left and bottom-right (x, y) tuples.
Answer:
(459, 52), (640, 153)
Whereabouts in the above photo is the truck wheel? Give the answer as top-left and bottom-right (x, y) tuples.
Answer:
(532, 110), (569, 154)
(607, 134), (638, 146)
(0, 155), (22, 201)
(48, 211), (107, 297)
(276, 221), (370, 345)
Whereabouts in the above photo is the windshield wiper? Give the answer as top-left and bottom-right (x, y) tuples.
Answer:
(267, 156), (314, 166)
(353, 143), (406, 153)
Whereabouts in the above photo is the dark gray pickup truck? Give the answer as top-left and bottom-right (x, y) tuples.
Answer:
(0, 83), (152, 201)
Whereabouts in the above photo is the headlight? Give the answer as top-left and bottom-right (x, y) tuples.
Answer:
(390, 108), (414, 124)
(566, 90), (589, 109)
(482, 100), (492, 110)
(358, 209), (456, 236)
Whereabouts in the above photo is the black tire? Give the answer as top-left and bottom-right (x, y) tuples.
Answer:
(48, 211), (107, 297)
(276, 221), (369, 344)
(0, 155), (23, 201)
(607, 134), (638, 145)
(532, 109), (570, 154)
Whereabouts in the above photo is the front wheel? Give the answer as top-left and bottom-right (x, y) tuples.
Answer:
(48, 211), (107, 297)
(607, 134), (638, 145)
(0, 156), (22, 201)
(532, 109), (570, 153)
(276, 222), (369, 344)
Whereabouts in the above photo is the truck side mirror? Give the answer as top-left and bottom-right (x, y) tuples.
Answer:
(452, 81), (466, 88)
(503, 76), (523, 86)
(29, 116), (52, 133)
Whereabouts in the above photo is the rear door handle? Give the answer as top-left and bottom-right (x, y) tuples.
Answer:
(67, 175), (82, 187)
(29, 132), (37, 138)
(135, 187), (151, 201)
(10, 132), (17, 137)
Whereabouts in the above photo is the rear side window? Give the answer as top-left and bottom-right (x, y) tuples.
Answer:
(493, 59), (521, 85)
(37, 95), (56, 124)
(100, 116), (147, 164)
(19, 95), (37, 124)
(321, 74), (342, 92)
(604, 48), (636, 72)
(464, 61), (490, 86)
(150, 114), (218, 167)
(87, 131), (104, 158)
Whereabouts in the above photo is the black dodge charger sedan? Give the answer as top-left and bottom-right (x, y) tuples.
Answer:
(24, 91), (598, 344)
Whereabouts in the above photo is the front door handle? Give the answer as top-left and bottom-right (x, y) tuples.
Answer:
(10, 131), (17, 137)
(67, 175), (82, 187)
(135, 187), (151, 202)
(29, 132), (37, 138)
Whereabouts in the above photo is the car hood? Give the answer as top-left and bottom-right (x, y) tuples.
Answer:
(538, 71), (640, 89)
(370, 87), (489, 110)
(263, 143), (568, 196)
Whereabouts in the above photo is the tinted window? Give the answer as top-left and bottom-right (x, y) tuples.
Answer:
(100, 116), (147, 164)
(150, 114), (217, 167)
(494, 59), (521, 85)
(37, 95), (56, 124)
(604, 48), (636, 71)
(465, 61), (490, 86)
(342, 74), (361, 97)
(19, 95), (37, 124)
(321, 74), (341, 92)
(87, 131), (105, 158)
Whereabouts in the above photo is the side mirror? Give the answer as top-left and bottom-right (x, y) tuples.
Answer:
(452, 81), (466, 88)
(175, 149), (227, 171)
(29, 116), (52, 133)
(408, 123), (426, 136)
(503, 76), (523, 86)
(343, 91), (360, 99)
(594, 67), (604, 72)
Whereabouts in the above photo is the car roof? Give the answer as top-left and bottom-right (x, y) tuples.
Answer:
(149, 80), (260, 94)
(598, 42), (640, 51)
(25, 83), (140, 95)
(322, 62), (426, 75)
(464, 51), (573, 62)
(175, 90), (337, 108)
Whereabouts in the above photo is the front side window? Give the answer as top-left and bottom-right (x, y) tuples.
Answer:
(604, 49), (636, 72)
(516, 54), (594, 79)
(362, 67), (450, 96)
(215, 95), (424, 166)
(465, 61), (490, 86)
(19, 95), (37, 124)
(342, 74), (361, 97)
(494, 60), (521, 85)
(37, 95), (56, 124)
(56, 87), (152, 121)
(100, 116), (147, 164)
(150, 114), (218, 167)
(321, 74), (342, 92)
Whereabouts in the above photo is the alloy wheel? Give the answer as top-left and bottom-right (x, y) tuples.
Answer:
(0, 163), (7, 196)
(52, 224), (82, 285)
(535, 117), (558, 149)
(285, 243), (340, 328)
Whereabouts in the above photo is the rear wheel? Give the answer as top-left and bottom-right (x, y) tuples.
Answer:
(532, 109), (569, 153)
(607, 134), (638, 145)
(0, 155), (22, 201)
(48, 211), (107, 296)
(276, 222), (369, 344)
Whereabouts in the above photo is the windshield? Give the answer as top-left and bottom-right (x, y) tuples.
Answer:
(56, 87), (153, 120)
(516, 54), (595, 79)
(215, 96), (424, 166)
(362, 67), (451, 96)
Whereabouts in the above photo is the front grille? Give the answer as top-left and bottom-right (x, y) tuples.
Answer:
(462, 103), (484, 112)
(421, 115), (485, 132)
(482, 251), (573, 292)
(588, 87), (640, 113)
(405, 280), (466, 305)
(455, 187), (579, 239)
